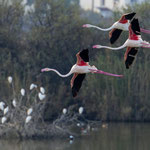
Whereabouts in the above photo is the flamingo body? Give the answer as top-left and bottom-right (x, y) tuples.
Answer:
(93, 18), (150, 69)
(83, 12), (150, 44)
(42, 49), (123, 97)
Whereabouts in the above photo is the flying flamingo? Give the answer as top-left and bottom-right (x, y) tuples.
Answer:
(93, 18), (150, 69)
(41, 49), (123, 97)
(83, 12), (150, 44)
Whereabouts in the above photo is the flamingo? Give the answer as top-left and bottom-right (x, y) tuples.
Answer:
(93, 18), (150, 69)
(83, 12), (150, 44)
(41, 49), (123, 97)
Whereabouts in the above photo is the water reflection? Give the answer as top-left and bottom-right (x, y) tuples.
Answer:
(0, 123), (150, 150)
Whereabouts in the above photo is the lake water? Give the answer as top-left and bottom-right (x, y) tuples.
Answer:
(0, 123), (150, 150)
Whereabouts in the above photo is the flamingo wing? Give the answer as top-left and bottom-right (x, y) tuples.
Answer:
(109, 28), (122, 44)
(124, 12), (136, 20)
(124, 47), (138, 69)
(79, 49), (89, 62)
(131, 18), (141, 35)
(71, 73), (86, 97)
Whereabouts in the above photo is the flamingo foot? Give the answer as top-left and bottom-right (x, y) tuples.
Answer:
(140, 28), (150, 34)
(89, 69), (123, 77)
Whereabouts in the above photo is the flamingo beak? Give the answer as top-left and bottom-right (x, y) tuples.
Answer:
(93, 45), (100, 49)
(41, 68), (47, 72)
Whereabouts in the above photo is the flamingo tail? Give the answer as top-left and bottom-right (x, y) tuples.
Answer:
(89, 69), (123, 77)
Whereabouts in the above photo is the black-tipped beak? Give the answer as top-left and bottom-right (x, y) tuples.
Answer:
(125, 12), (136, 20)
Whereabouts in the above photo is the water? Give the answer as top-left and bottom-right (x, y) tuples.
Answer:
(0, 123), (150, 150)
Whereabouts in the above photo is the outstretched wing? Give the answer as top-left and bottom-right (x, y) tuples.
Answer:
(109, 28), (123, 44)
(76, 49), (89, 65)
(130, 18), (141, 35)
(124, 47), (138, 69)
(71, 73), (86, 97)
(124, 12), (136, 20)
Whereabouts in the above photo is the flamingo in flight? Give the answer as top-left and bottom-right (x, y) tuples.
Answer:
(41, 49), (123, 97)
(93, 18), (150, 69)
(83, 12), (150, 44)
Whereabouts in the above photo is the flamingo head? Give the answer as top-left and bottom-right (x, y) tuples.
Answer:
(92, 45), (103, 49)
(82, 24), (93, 28)
(41, 68), (50, 72)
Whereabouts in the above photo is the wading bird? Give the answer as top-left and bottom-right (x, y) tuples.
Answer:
(93, 18), (150, 69)
(41, 49), (123, 97)
(83, 12), (150, 44)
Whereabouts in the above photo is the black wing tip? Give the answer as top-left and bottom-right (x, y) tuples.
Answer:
(109, 29), (122, 44)
(125, 12), (136, 20)
(125, 48), (138, 69)
(110, 38), (115, 44)
(72, 89), (78, 97)
(79, 48), (89, 62)
(131, 18), (141, 35)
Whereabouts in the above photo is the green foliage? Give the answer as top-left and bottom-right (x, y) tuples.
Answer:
(0, 0), (150, 121)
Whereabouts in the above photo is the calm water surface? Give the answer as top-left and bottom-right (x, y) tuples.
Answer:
(0, 123), (150, 150)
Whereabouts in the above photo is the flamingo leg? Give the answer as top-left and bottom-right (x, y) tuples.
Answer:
(142, 46), (150, 48)
(140, 28), (150, 34)
(89, 69), (123, 77)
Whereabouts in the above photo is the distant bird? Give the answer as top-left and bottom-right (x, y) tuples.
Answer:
(69, 135), (74, 143)
(0, 102), (5, 111)
(21, 88), (25, 96)
(1, 116), (7, 124)
(93, 18), (150, 69)
(27, 108), (33, 115)
(41, 49), (123, 97)
(30, 83), (37, 90)
(102, 123), (108, 128)
(3, 106), (9, 115)
(62, 108), (67, 114)
(79, 107), (84, 114)
(12, 99), (17, 107)
(38, 92), (46, 100)
(25, 116), (32, 124)
(40, 87), (45, 94)
(8, 76), (13, 84)
(83, 12), (150, 44)
(77, 123), (81, 127)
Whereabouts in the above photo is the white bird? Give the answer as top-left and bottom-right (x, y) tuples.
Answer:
(30, 83), (37, 90)
(4, 106), (9, 115)
(62, 108), (67, 114)
(77, 123), (80, 127)
(41, 49), (123, 97)
(93, 18), (150, 69)
(1, 116), (7, 124)
(8, 76), (13, 84)
(38, 92), (46, 100)
(69, 135), (74, 140)
(27, 108), (33, 115)
(25, 116), (32, 124)
(40, 87), (45, 94)
(21, 88), (25, 96)
(0, 102), (5, 111)
(12, 99), (17, 107)
(79, 107), (84, 114)
(83, 12), (150, 44)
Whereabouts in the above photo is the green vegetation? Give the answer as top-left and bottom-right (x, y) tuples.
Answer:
(0, 0), (150, 122)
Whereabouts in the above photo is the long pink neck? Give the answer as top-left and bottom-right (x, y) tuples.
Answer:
(42, 68), (73, 77)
